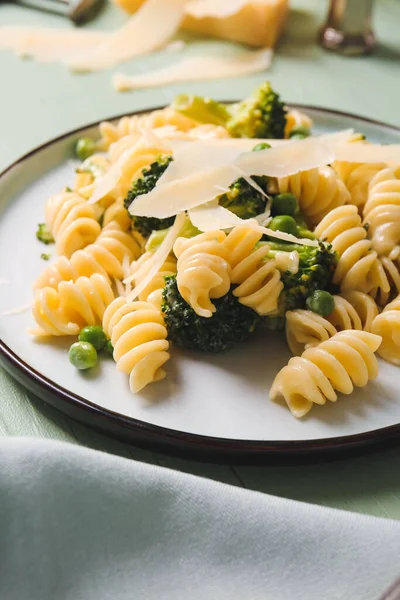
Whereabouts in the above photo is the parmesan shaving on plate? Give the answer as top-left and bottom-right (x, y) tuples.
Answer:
(129, 137), (334, 218)
(112, 49), (273, 91)
(236, 137), (334, 178)
(67, 0), (187, 72)
(126, 213), (185, 301)
(331, 142), (400, 163)
(2, 303), (31, 316)
(188, 205), (246, 231)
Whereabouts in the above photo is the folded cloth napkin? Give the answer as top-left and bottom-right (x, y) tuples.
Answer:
(0, 438), (399, 600)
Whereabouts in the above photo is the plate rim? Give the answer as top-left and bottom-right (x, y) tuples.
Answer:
(1, 103), (400, 461)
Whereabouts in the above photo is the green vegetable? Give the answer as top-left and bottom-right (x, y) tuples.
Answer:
(105, 340), (114, 356)
(272, 192), (298, 216)
(68, 341), (97, 370)
(75, 158), (106, 178)
(75, 137), (95, 161)
(40, 253), (51, 261)
(289, 125), (310, 138)
(269, 215), (298, 236)
(306, 290), (335, 317)
(145, 217), (201, 252)
(36, 223), (54, 245)
(219, 176), (268, 220)
(124, 154), (174, 237)
(172, 81), (287, 139)
(289, 133), (308, 140)
(252, 142), (272, 152)
(78, 325), (107, 351)
(162, 276), (259, 353)
(264, 240), (338, 313)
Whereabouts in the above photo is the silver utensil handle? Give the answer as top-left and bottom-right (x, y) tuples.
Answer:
(14, 0), (104, 23)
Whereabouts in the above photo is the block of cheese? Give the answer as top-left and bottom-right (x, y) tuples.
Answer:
(183, 0), (289, 48)
(113, 0), (289, 48)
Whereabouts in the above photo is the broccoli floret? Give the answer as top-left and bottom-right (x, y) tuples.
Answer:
(172, 81), (287, 139)
(218, 176), (269, 219)
(266, 241), (338, 312)
(124, 155), (174, 237)
(162, 276), (259, 353)
(36, 223), (54, 245)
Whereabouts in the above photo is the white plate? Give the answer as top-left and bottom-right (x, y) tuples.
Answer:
(1, 106), (400, 461)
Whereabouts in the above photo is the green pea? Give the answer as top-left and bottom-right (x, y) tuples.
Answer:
(69, 342), (97, 370)
(289, 125), (310, 138)
(269, 215), (298, 236)
(272, 192), (298, 216)
(79, 325), (107, 351)
(105, 340), (114, 356)
(252, 142), (271, 152)
(306, 290), (335, 317)
(75, 137), (95, 161)
(289, 133), (308, 140)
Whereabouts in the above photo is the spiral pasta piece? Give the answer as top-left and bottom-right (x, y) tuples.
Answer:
(370, 256), (400, 306)
(33, 223), (142, 290)
(74, 155), (110, 196)
(278, 166), (350, 226)
(98, 108), (200, 149)
(45, 190), (101, 258)
(363, 167), (400, 257)
(371, 295), (400, 365)
(314, 205), (389, 294)
(328, 291), (379, 333)
(103, 297), (169, 393)
(31, 273), (114, 337)
(285, 292), (379, 355)
(173, 231), (231, 318)
(333, 161), (386, 211)
(285, 310), (337, 356)
(128, 252), (177, 309)
(102, 203), (132, 231)
(270, 330), (382, 418)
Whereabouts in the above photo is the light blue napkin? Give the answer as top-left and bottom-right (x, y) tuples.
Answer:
(1, 437), (399, 600)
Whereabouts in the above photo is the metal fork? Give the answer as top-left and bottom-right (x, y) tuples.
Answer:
(9, 0), (104, 23)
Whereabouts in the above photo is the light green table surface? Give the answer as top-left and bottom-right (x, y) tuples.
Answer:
(1, 0), (400, 519)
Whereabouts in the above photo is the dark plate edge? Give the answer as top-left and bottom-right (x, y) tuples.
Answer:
(1, 104), (400, 463)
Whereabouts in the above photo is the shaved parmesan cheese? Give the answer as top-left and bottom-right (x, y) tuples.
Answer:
(317, 129), (355, 144)
(2, 303), (31, 316)
(0, 26), (106, 62)
(129, 138), (334, 219)
(188, 205), (246, 231)
(129, 164), (239, 217)
(236, 138), (334, 178)
(187, 0), (254, 18)
(158, 141), (244, 185)
(331, 142), (400, 163)
(252, 223), (318, 246)
(67, 0), (187, 72)
(112, 48), (272, 91)
(114, 277), (126, 298)
(126, 213), (185, 301)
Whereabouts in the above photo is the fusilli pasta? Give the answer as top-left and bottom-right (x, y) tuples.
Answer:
(32, 273), (114, 336)
(363, 167), (400, 258)
(173, 231), (231, 318)
(278, 166), (350, 226)
(285, 310), (337, 355)
(45, 190), (101, 258)
(371, 295), (400, 365)
(314, 205), (389, 293)
(128, 252), (177, 309)
(103, 297), (170, 393)
(270, 330), (382, 417)
(33, 222), (141, 290)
